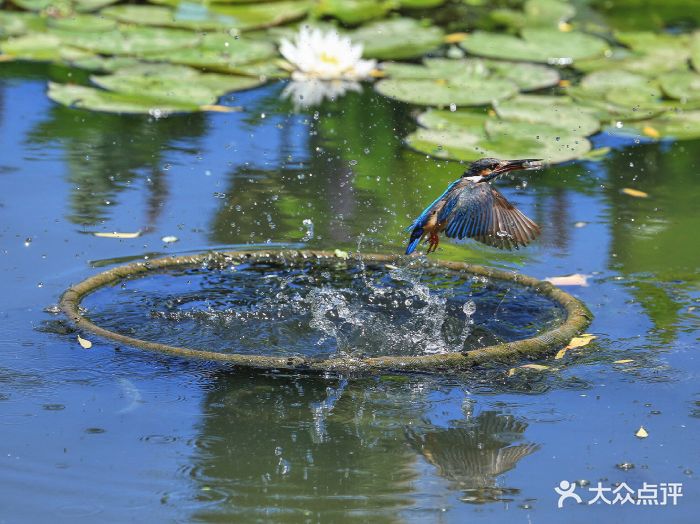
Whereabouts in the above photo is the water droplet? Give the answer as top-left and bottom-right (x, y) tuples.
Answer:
(24, 237), (32, 247)
(349, 159), (358, 166)
(449, 103), (457, 112)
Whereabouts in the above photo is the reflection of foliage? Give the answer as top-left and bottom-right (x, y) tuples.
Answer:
(406, 411), (538, 503)
(603, 142), (700, 342)
(190, 373), (417, 521)
(26, 102), (206, 225)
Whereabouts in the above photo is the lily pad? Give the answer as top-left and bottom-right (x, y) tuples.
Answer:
(659, 71), (700, 102)
(101, 5), (236, 31)
(611, 111), (700, 140)
(461, 28), (609, 64)
(573, 46), (690, 76)
(405, 124), (591, 164)
(47, 82), (202, 114)
(11, 0), (119, 12)
(1, 33), (65, 61)
(313, 0), (395, 25)
(375, 76), (518, 107)
(350, 18), (445, 60)
(691, 32), (700, 72)
(143, 34), (276, 71)
(491, 0), (575, 30)
(92, 63), (265, 102)
(416, 108), (489, 130)
(58, 26), (200, 56)
(494, 95), (600, 136)
(47, 14), (118, 32)
(381, 58), (559, 91)
(0, 12), (46, 38)
(208, 1), (311, 30)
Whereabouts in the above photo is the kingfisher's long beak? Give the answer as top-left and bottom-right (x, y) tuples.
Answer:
(483, 159), (543, 181)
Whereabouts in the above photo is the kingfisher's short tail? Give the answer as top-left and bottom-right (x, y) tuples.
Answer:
(405, 228), (423, 255)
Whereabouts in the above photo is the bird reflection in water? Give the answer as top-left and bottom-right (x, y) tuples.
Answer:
(406, 411), (539, 504)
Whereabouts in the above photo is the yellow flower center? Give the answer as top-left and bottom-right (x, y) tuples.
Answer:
(318, 52), (340, 65)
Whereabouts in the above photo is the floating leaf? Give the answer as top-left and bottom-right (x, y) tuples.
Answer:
(47, 14), (117, 32)
(635, 426), (649, 438)
(59, 26), (199, 56)
(416, 108), (489, 130)
(520, 363), (550, 371)
(143, 33), (276, 71)
(208, 1), (311, 30)
(0, 33), (65, 61)
(621, 188), (648, 198)
(618, 111), (700, 140)
(614, 359), (634, 364)
(48, 82), (205, 114)
(93, 230), (142, 238)
(351, 18), (445, 60)
(494, 95), (600, 136)
(381, 58), (559, 92)
(11, 0), (119, 12)
(545, 274), (590, 286)
(0, 11), (46, 38)
(161, 235), (179, 243)
(565, 334), (596, 349)
(406, 124), (590, 164)
(77, 335), (93, 349)
(659, 71), (700, 103)
(375, 77), (518, 107)
(691, 32), (700, 73)
(313, 0), (395, 25)
(491, 0), (575, 30)
(101, 4), (236, 31)
(90, 64), (263, 105)
(461, 28), (608, 64)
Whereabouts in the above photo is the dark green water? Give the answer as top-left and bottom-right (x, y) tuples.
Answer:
(1, 60), (699, 522)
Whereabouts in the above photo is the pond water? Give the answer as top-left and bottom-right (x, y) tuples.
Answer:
(81, 258), (564, 359)
(2, 50), (700, 524)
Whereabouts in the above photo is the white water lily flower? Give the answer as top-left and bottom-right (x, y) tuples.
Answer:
(279, 26), (377, 81)
(282, 79), (362, 111)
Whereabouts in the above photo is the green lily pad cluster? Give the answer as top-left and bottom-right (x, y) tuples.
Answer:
(375, 0), (700, 163)
(377, 58), (559, 106)
(406, 96), (596, 164)
(3, 0), (700, 156)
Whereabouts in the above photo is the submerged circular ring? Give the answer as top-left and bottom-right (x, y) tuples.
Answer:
(60, 250), (592, 373)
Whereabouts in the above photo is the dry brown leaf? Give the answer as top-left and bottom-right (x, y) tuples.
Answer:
(444, 32), (468, 44)
(635, 426), (649, 438)
(520, 364), (550, 371)
(77, 335), (92, 349)
(621, 188), (649, 198)
(614, 359), (634, 364)
(545, 274), (589, 287)
(93, 231), (141, 239)
(566, 334), (596, 349)
(556, 334), (597, 359)
(558, 22), (573, 32)
(642, 126), (660, 139)
(200, 105), (240, 113)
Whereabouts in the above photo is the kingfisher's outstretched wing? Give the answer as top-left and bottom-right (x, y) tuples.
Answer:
(437, 182), (540, 250)
(405, 179), (461, 232)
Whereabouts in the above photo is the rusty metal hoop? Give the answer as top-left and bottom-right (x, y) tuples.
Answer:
(60, 250), (592, 373)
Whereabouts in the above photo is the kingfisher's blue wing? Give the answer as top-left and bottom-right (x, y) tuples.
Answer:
(406, 179), (461, 231)
(438, 183), (540, 250)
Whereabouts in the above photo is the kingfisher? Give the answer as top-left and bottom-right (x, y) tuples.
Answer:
(405, 158), (543, 255)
